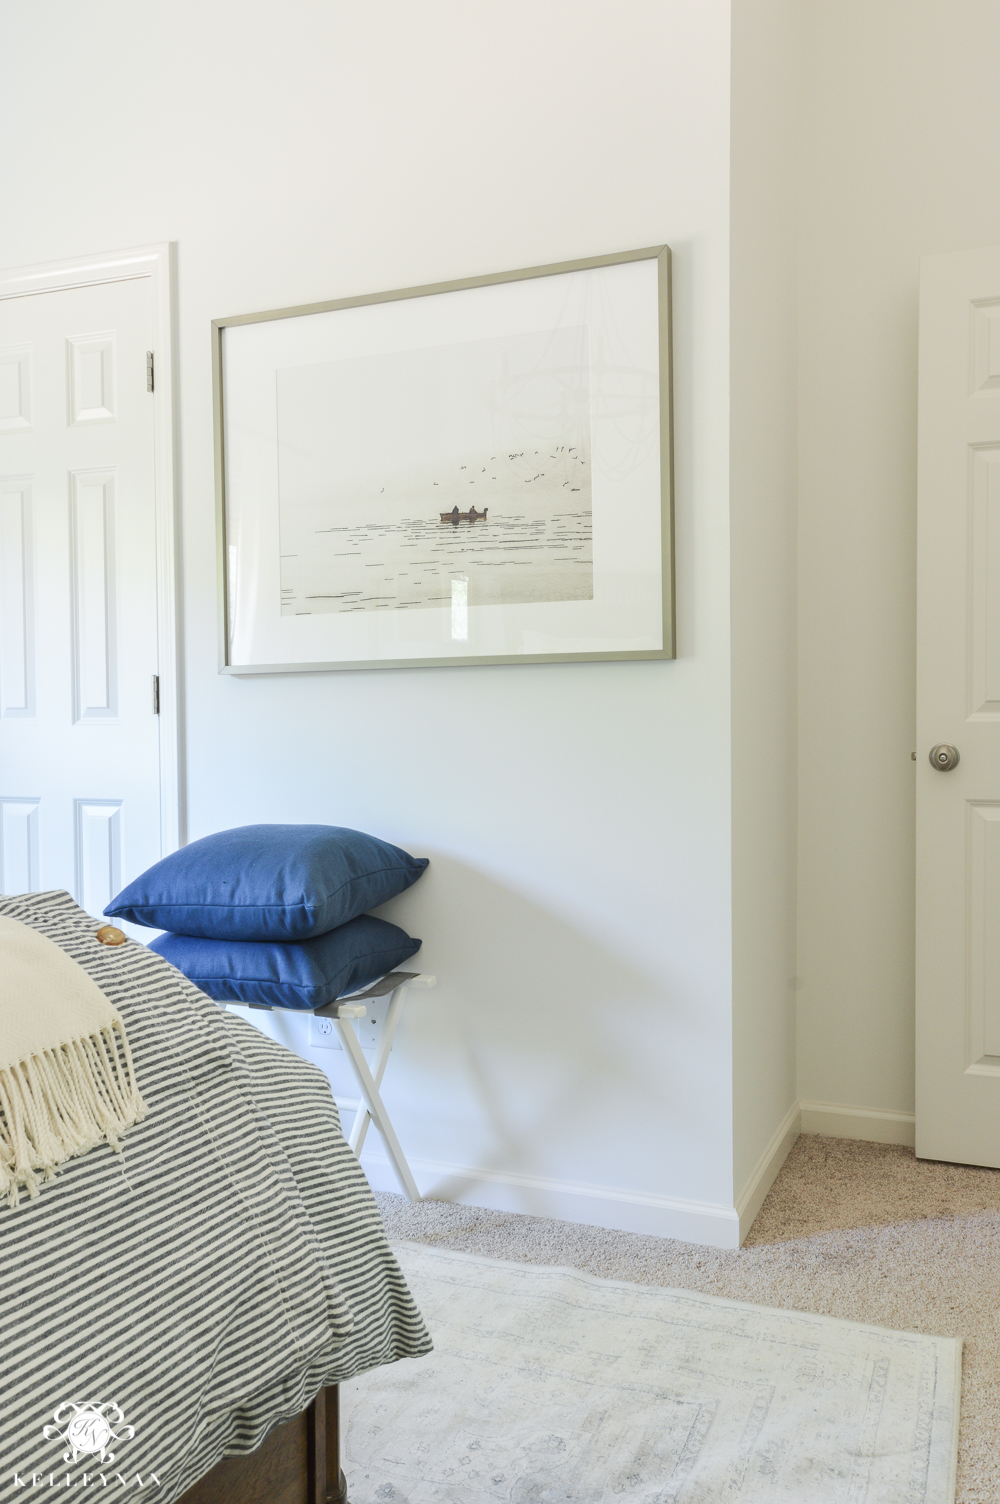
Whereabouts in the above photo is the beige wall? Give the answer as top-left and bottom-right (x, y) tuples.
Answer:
(730, 0), (800, 1198)
(9, 0), (994, 1234)
(797, 0), (1000, 1116)
(0, 0), (744, 1240)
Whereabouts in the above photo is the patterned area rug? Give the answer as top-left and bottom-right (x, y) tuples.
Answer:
(342, 1243), (961, 1504)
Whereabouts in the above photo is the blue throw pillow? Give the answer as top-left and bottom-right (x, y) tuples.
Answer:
(148, 915), (421, 1009)
(106, 824), (429, 941)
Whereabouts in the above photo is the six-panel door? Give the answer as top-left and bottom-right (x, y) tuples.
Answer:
(917, 243), (1000, 1167)
(0, 277), (161, 920)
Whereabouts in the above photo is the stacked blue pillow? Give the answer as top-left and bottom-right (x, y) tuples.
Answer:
(104, 824), (428, 1010)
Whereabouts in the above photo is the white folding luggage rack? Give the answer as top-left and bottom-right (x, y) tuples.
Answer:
(238, 971), (436, 1203)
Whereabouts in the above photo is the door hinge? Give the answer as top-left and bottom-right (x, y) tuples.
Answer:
(152, 674), (160, 714)
(146, 351), (154, 393)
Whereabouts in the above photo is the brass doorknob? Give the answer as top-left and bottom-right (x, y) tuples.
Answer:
(929, 744), (960, 771)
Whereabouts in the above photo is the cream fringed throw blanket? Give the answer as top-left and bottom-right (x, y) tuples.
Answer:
(0, 915), (145, 1206)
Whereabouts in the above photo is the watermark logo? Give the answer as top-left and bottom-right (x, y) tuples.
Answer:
(43, 1402), (135, 1465)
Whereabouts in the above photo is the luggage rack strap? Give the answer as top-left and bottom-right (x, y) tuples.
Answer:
(313, 971), (421, 1016)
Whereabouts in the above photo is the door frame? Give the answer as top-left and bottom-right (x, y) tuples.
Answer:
(0, 242), (181, 856)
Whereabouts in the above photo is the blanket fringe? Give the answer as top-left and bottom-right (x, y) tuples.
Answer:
(0, 1022), (146, 1208)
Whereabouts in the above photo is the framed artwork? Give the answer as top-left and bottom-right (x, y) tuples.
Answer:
(212, 245), (673, 673)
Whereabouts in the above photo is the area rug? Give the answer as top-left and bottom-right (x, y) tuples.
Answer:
(340, 1243), (961, 1504)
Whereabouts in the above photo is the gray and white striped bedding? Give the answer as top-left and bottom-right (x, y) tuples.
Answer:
(0, 890), (431, 1500)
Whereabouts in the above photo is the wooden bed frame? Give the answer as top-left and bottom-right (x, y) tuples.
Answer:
(176, 1384), (348, 1504)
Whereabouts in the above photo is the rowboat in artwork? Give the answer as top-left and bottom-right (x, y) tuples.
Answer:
(439, 506), (488, 524)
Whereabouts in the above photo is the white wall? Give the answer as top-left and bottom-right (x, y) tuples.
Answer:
(729, 0), (800, 1216)
(0, 0), (743, 1241)
(14, 0), (994, 1236)
(796, 0), (1000, 1130)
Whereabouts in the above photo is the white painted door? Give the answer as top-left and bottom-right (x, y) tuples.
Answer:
(0, 277), (161, 920)
(916, 243), (1000, 1167)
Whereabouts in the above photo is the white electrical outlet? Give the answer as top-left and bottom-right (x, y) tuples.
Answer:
(309, 997), (389, 1051)
(309, 1014), (338, 1048)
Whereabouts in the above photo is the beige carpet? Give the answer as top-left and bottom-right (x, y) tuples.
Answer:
(375, 1135), (1000, 1504)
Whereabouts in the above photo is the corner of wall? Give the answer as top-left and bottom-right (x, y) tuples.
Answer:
(735, 1099), (801, 1242)
(728, 0), (801, 1204)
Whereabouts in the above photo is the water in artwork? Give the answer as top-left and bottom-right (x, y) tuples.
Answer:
(276, 326), (594, 616)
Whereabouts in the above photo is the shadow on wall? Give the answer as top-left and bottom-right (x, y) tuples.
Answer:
(372, 851), (702, 1189)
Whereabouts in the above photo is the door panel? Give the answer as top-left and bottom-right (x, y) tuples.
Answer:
(0, 797), (39, 891)
(916, 244), (1000, 1166)
(0, 476), (33, 716)
(75, 798), (124, 917)
(0, 277), (160, 921)
(70, 467), (118, 720)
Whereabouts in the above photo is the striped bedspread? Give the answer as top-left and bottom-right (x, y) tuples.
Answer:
(0, 890), (431, 1501)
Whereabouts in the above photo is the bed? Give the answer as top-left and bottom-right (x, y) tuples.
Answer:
(0, 890), (431, 1504)
(176, 1385), (345, 1504)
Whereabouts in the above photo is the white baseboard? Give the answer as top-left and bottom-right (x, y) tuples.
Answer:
(358, 1098), (916, 1250)
(359, 1152), (743, 1250)
(799, 1100), (916, 1148)
(734, 1100), (801, 1242)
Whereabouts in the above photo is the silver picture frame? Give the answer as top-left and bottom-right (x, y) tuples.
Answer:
(212, 245), (673, 674)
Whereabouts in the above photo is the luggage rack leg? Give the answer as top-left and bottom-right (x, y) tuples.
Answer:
(335, 1012), (421, 1202)
(318, 972), (435, 1201)
(348, 983), (408, 1159)
(232, 972), (434, 1204)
